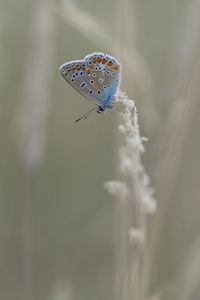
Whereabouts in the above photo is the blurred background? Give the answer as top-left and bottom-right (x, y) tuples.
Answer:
(1, 0), (200, 299)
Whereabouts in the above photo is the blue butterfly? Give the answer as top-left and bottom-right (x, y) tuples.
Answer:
(59, 52), (121, 121)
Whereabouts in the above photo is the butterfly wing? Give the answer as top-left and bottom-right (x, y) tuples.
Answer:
(84, 53), (120, 106)
(59, 59), (100, 106)
(59, 52), (121, 107)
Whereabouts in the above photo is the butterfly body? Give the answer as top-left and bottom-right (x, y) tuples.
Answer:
(59, 52), (120, 115)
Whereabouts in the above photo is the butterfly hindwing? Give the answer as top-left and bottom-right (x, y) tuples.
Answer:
(84, 53), (120, 106)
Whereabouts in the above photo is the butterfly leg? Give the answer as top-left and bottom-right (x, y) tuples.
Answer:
(96, 105), (105, 114)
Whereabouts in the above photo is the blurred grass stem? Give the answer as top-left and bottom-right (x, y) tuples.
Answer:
(146, 0), (200, 291)
(20, 1), (55, 299)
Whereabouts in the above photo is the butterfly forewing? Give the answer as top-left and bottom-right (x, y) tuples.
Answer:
(59, 60), (100, 106)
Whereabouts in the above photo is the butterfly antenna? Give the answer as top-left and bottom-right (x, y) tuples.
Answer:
(74, 107), (97, 122)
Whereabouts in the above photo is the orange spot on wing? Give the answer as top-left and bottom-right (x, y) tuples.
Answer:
(87, 69), (91, 74)
(113, 66), (119, 71)
(107, 61), (113, 67)
(77, 66), (81, 70)
(102, 59), (107, 64)
(93, 59), (97, 63)
(97, 58), (101, 63)
(88, 64), (93, 69)
(72, 67), (76, 70)
(82, 66), (85, 70)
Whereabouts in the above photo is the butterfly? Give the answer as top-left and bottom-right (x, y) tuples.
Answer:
(59, 52), (121, 122)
